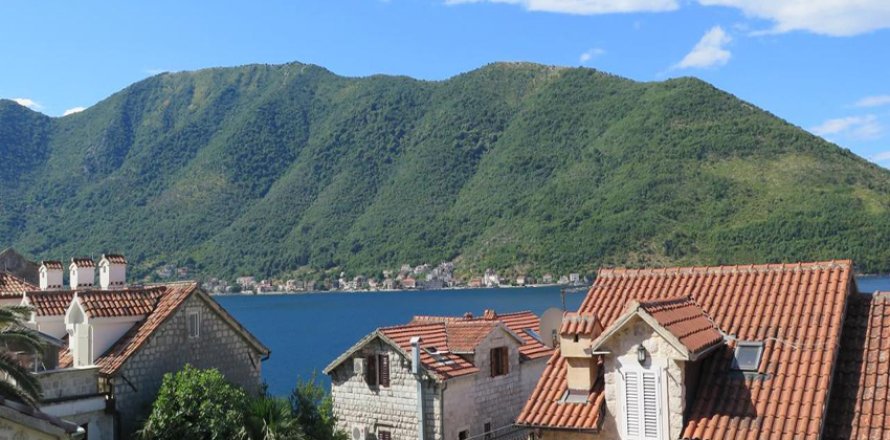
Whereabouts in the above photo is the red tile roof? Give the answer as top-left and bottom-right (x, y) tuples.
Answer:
(824, 292), (890, 440)
(446, 321), (499, 353)
(70, 258), (94, 268)
(25, 291), (75, 316)
(518, 261), (853, 439)
(100, 254), (127, 265)
(559, 312), (601, 336)
(77, 288), (165, 318)
(379, 322), (480, 379)
(637, 296), (723, 356)
(0, 272), (35, 298)
(412, 310), (553, 360)
(57, 282), (269, 376)
(40, 261), (63, 270)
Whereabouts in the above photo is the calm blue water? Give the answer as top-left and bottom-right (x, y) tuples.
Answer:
(218, 276), (890, 396)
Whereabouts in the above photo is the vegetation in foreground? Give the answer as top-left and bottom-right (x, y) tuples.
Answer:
(2, 62), (889, 280)
(0, 305), (43, 407)
(138, 365), (346, 440)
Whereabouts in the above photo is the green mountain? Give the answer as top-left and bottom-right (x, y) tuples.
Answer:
(2, 62), (889, 280)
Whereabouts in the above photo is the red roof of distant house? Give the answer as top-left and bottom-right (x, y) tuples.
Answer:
(25, 291), (75, 316)
(70, 258), (94, 268)
(446, 321), (499, 353)
(518, 261), (853, 439)
(824, 291), (890, 440)
(636, 296), (723, 356)
(0, 272), (36, 298)
(411, 310), (553, 360)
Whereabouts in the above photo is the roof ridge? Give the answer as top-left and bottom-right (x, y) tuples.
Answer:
(597, 260), (852, 279)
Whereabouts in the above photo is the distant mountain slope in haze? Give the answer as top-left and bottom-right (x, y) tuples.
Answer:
(2, 61), (889, 279)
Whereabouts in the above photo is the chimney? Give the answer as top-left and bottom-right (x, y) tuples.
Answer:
(560, 312), (604, 392)
(69, 258), (95, 290)
(99, 254), (127, 290)
(410, 336), (422, 375)
(39, 261), (64, 291)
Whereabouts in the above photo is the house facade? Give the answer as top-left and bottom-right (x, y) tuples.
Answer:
(2, 253), (270, 439)
(325, 310), (553, 440)
(517, 260), (890, 440)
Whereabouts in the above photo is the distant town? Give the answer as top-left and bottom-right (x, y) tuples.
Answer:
(181, 261), (589, 295)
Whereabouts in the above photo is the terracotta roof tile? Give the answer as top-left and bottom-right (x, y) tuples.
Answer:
(559, 312), (601, 336)
(518, 260), (853, 439)
(78, 288), (164, 318)
(100, 254), (127, 265)
(70, 257), (95, 268)
(25, 291), (75, 316)
(380, 322), (480, 379)
(412, 310), (553, 360)
(446, 321), (499, 353)
(637, 296), (723, 355)
(824, 292), (890, 440)
(0, 272), (35, 298)
(40, 261), (63, 270)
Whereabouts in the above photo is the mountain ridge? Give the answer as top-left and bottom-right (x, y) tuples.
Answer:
(2, 61), (889, 280)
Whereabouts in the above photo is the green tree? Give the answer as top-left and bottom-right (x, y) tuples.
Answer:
(290, 375), (347, 440)
(243, 394), (305, 440)
(137, 365), (248, 440)
(0, 305), (43, 406)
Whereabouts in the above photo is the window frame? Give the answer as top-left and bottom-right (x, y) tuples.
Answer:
(365, 353), (390, 388)
(620, 367), (663, 440)
(731, 341), (764, 372)
(187, 309), (200, 339)
(378, 429), (391, 440)
(490, 346), (509, 377)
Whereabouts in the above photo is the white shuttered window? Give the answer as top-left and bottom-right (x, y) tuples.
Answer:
(623, 369), (661, 440)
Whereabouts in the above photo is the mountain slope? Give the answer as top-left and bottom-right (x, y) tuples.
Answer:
(2, 62), (889, 279)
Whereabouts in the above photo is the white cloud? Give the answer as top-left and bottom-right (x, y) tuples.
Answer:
(811, 115), (883, 140)
(579, 47), (606, 63)
(63, 107), (86, 116)
(11, 98), (42, 110)
(674, 26), (732, 69)
(698, 0), (890, 36)
(855, 95), (890, 108)
(872, 151), (890, 163)
(444, 0), (679, 14)
(447, 0), (890, 36)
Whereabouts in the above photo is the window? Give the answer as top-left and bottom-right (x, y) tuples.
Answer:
(623, 369), (661, 440)
(732, 342), (764, 372)
(484, 422), (492, 440)
(187, 310), (200, 338)
(365, 354), (390, 388)
(378, 430), (391, 440)
(490, 347), (509, 377)
(458, 430), (469, 440)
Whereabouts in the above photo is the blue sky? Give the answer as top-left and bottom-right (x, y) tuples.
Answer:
(2, 0), (889, 166)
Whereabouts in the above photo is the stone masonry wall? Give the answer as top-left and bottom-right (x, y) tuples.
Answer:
(37, 367), (100, 401)
(330, 338), (441, 440)
(111, 294), (264, 437)
(442, 329), (544, 440)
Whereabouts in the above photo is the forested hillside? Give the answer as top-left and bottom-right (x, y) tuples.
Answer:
(2, 61), (889, 279)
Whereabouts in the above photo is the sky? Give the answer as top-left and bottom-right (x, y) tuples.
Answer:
(1, 0), (889, 167)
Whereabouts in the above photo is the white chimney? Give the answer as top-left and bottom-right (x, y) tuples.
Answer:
(69, 258), (95, 290)
(39, 261), (64, 291)
(99, 254), (127, 290)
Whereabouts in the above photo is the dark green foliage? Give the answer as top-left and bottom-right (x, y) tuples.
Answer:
(289, 375), (347, 440)
(2, 62), (890, 279)
(0, 305), (44, 407)
(137, 365), (248, 440)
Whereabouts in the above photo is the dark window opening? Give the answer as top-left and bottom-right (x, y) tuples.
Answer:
(490, 346), (509, 377)
(378, 430), (391, 440)
(365, 353), (390, 388)
(458, 430), (469, 440)
(484, 422), (492, 440)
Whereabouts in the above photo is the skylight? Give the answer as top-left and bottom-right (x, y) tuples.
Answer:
(524, 328), (544, 344)
(560, 389), (589, 404)
(424, 347), (455, 366)
(732, 341), (764, 372)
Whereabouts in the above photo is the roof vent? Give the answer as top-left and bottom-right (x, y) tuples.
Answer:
(98, 254), (127, 290)
(39, 261), (64, 291)
(69, 258), (95, 290)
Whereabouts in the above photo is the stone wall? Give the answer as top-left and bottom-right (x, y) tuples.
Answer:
(330, 338), (440, 440)
(110, 293), (264, 437)
(37, 368), (100, 401)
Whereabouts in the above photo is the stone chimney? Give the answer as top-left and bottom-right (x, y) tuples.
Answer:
(98, 254), (127, 290)
(39, 261), (64, 291)
(560, 312), (604, 392)
(69, 258), (95, 290)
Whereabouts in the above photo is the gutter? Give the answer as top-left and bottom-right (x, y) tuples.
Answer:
(411, 337), (425, 440)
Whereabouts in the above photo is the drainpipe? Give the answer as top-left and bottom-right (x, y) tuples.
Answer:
(411, 336), (425, 440)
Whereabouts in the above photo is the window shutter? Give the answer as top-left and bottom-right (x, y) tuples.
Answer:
(642, 372), (658, 439)
(379, 354), (390, 387)
(490, 348), (497, 377)
(501, 347), (509, 375)
(625, 371), (641, 438)
(378, 430), (391, 440)
(366, 355), (378, 386)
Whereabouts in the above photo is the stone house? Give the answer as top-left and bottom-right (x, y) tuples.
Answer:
(2, 254), (270, 439)
(0, 397), (84, 439)
(517, 260), (890, 440)
(325, 310), (553, 440)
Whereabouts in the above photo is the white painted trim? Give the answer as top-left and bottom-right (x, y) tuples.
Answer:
(618, 364), (666, 440)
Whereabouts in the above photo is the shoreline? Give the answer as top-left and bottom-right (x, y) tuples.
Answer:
(209, 283), (589, 297)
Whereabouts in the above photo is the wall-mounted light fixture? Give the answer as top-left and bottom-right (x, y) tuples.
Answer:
(637, 345), (647, 364)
